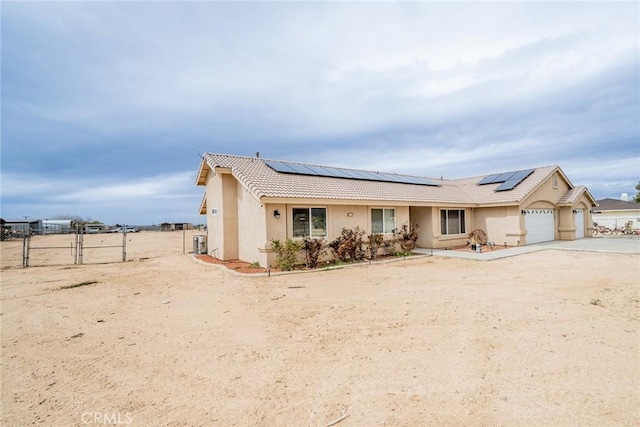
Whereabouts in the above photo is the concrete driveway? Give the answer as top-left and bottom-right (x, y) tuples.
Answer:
(414, 236), (640, 261)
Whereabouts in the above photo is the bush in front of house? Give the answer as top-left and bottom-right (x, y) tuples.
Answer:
(303, 238), (326, 269)
(271, 238), (304, 271)
(367, 233), (385, 260)
(393, 222), (419, 255)
(329, 226), (366, 263)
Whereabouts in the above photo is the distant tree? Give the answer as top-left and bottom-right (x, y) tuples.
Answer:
(51, 214), (86, 223)
(635, 181), (640, 203)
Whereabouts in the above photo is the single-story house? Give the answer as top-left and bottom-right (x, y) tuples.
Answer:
(196, 153), (596, 266)
(592, 198), (640, 230)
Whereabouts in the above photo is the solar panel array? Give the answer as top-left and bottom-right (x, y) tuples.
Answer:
(264, 160), (440, 186)
(477, 169), (534, 192)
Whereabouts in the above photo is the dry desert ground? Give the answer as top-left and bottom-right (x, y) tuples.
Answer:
(1, 231), (639, 426)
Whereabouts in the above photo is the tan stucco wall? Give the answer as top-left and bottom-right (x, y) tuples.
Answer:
(204, 170), (239, 260)
(205, 169), (224, 258)
(474, 206), (521, 246)
(522, 171), (571, 210)
(409, 207), (435, 247)
(236, 180), (266, 264)
(261, 203), (411, 265)
(558, 197), (594, 240)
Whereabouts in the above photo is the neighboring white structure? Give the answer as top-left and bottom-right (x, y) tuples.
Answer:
(42, 219), (74, 234)
(593, 198), (640, 230)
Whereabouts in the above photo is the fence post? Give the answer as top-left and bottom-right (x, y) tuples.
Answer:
(122, 229), (127, 262)
(78, 227), (84, 265)
(75, 226), (79, 264)
(22, 233), (30, 268)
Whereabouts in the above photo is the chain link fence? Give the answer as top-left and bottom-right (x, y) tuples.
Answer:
(2, 228), (128, 268)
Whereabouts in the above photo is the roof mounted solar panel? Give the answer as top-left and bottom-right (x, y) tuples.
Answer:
(509, 169), (534, 181)
(265, 160), (297, 173)
(264, 159), (440, 186)
(477, 168), (535, 188)
(355, 171), (382, 181)
(495, 172), (517, 182)
(328, 168), (358, 179)
(286, 163), (315, 175)
(344, 169), (370, 180)
(495, 179), (521, 192)
(477, 174), (501, 185)
(304, 165), (337, 177)
(494, 169), (535, 191)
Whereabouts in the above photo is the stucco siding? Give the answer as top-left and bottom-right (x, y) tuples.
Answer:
(329, 205), (369, 238)
(237, 181), (265, 265)
(521, 171), (569, 209)
(410, 207), (435, 247)
(206, 170), (224, 259)
(475, 206), (521, 246)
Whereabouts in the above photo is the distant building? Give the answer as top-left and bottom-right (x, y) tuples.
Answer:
(1, 219), (42, 236)
(593, 198), (640, 229)
(160, 222), (195, 231)
(42, 219), (74, 234)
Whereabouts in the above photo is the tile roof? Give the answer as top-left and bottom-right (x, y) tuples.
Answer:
(557, 186), (588, 205)
(199, 153), (562, 206)
(594, 198), (640, 211)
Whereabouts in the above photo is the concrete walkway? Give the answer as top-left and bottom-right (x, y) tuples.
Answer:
(413, 236), (640, 261)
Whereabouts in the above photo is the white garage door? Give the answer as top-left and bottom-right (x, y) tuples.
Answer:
(525, 209), (555, 244)
(574, 209), (585, 239)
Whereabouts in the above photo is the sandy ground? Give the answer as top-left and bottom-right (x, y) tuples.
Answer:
(1, 232), (638, 426)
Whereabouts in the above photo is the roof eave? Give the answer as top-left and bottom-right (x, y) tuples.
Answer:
(195, 158), (210, 186)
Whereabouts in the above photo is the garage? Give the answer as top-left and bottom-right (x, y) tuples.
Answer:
(574, 209), (585, 239)
(525, 209), (555, 244)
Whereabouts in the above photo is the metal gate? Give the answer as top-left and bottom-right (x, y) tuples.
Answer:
(19, 227), (128, 267)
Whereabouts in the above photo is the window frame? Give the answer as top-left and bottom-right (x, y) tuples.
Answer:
(440, 209), (466, 235)
(292, 206), (327, 238)
(371, 207), (396, 234)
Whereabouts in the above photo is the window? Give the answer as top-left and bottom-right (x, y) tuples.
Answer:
(293, 207), (327, 238)
(371, 208), (395, 234)
(440, 209), (466, 235)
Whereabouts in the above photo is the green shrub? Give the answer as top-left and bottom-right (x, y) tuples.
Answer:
(329, 226), (366, 262)
(271, 238), (304, 271)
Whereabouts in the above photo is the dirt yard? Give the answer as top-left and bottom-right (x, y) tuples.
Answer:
(1, 232), (638, 426)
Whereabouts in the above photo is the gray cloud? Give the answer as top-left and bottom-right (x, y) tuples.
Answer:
(1, 2), (638, 223)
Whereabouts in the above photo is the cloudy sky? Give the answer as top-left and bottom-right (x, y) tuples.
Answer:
(2, 2), (638, 225)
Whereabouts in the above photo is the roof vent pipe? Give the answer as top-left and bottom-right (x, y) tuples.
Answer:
(256, 152), (260, 158)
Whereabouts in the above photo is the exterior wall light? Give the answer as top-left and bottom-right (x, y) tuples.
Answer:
(274, 210), (280, 219)
(347, 212), (354, 217)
